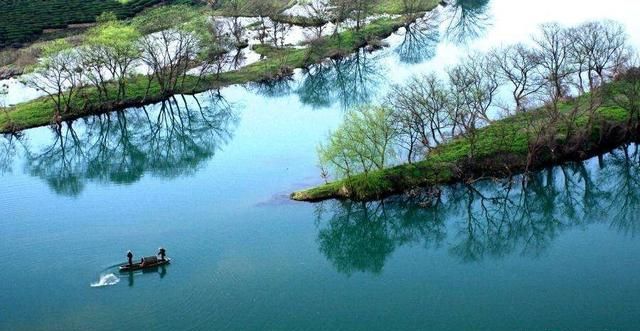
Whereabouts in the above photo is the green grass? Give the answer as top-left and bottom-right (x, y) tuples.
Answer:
(374, 0), (441, 14)
(292, 96), (636, 202)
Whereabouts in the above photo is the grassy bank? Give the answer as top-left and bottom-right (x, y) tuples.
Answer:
(291, 100), (638, 202)
(0, 12), (421, 133)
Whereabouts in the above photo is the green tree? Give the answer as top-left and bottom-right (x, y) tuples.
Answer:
(318, 105), (397, 179)
(84, 20), (141, 101)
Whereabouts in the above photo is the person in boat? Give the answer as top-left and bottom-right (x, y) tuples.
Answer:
(158, 247), (166, 261)
(127, 250), (133, 266)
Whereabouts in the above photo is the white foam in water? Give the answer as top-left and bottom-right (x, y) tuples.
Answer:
(90, 273), (120, 288)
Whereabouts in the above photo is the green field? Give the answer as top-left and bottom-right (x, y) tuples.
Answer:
(0, 0), (197, 48)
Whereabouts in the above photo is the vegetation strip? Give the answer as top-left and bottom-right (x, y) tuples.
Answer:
(0, 2), (438, 133)
(292, 102), (640, 202)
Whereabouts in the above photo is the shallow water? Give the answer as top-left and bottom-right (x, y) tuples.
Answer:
(1, 0), (640, 330)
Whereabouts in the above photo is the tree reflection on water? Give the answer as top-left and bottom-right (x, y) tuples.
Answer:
(315, 198), (446, 275)
(297, 50), (384, 110)
(315, 145), (640, 275)
(0, 134), (19, 175)
(443, 0), (492, 45)
(20, 91), (238, 196)
(395, 15), (440, 64)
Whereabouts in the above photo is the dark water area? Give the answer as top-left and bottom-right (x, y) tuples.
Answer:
(1, 0), (640, 330)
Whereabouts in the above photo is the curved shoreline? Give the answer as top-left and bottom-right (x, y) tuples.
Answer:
(0, 8), (438, 134)
(291, 106), (639, 202)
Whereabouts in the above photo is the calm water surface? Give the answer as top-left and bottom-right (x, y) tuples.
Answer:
(1, 0), (640, 330)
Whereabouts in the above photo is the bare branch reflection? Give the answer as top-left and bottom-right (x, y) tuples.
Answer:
(395, 15), (441, 64)
(316, 145), (640, 275)
(24, 92), (238, 196)
(0, 134), (19, 175)
(443, 0), (492, 45)
(297, 51), (384, 110)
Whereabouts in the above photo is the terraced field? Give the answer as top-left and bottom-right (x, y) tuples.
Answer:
(0, 0), (195, 48)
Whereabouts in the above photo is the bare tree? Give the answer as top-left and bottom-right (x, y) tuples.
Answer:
(534, 23), (573, 102)
(489, 43), (544, 113)
(401, 0), (433, 22)
(351, 0), (379, 31)
(569, 20), (630, 91)
(138, 27), (200, 96)
(304, 0), (332, 38)
(608, 67), (640, 134)
(447, 53), (499, 157)
(328, 0), (379, 32)
(222, 0), (249, 47)
(448, 53), (499, 125)
(329, 0), (354, 34)
(251, 0), (284, 46)
(24, 40), (84, 120)
(0, 82), (7, 108)
(387, 73), (451, 162)
(193, 19), (234, 87)
(0, 82), (9, 129)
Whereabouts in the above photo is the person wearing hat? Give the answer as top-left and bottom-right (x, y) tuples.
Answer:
(127, 250), (134, 266)
(158, 247), (166, 261)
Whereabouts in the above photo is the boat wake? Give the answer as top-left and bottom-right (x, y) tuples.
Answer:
(90, 273), (120, 288)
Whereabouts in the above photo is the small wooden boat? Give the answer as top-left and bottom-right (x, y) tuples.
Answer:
(119, 256), (170, 272)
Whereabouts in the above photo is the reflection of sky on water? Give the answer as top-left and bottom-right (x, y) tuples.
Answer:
(2, 1), (640, 330)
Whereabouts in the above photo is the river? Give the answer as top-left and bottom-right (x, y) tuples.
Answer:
(1, 0), (640, 330)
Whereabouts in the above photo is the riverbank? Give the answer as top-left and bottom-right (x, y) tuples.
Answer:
(0, 11), (431, 133)
(292, 98), (639, 202)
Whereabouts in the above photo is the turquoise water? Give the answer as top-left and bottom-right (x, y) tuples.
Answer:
(1, 0), (640, 330)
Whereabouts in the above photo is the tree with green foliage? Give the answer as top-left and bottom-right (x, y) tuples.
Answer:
(83, 17), (141, 101)
(318, 106), (397, 179)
